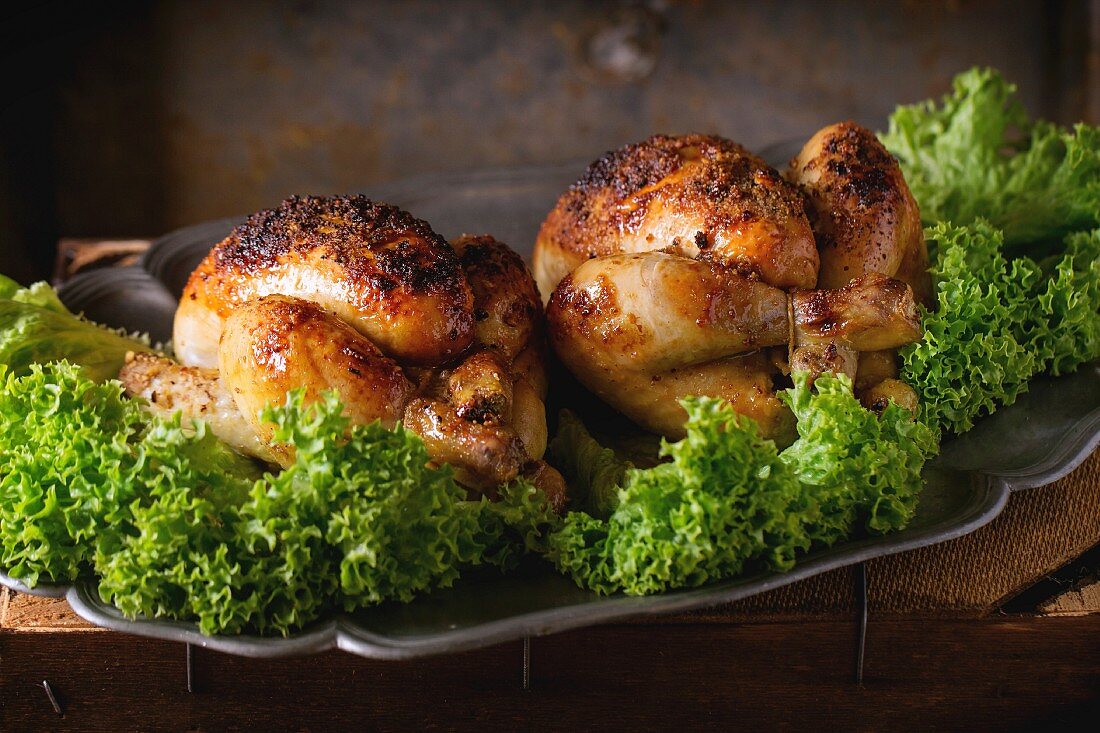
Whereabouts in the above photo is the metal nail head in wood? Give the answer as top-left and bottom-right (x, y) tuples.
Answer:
(41, 679), (63, 717)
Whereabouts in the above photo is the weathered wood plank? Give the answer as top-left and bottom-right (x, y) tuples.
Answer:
(0, 590), (98, 632)
(1040, 580), (1100, 617)
(3, 617), (1098, 731)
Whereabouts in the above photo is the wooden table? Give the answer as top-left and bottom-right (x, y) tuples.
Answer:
(1, 241), (1098, 731)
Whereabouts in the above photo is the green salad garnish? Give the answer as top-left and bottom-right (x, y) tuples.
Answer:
(0, 272), (152, 382)
(0, 360), (541, 636)
(881, 67), (1100, 248)
(882, 68), (1100, 438)
(546, 374), (937, 596)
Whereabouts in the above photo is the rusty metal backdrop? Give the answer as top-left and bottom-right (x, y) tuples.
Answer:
(0, 0), (1097, 280)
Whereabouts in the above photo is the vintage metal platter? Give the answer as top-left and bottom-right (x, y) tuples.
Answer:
(3, 157), (1098, 660)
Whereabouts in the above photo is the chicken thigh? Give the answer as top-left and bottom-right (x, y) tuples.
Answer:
(547, 253), (919, 439)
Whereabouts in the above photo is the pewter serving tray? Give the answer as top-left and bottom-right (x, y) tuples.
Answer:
(3, 154), (1098, 660)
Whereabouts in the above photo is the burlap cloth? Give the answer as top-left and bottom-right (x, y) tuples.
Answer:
(675, 450), (1100, 621)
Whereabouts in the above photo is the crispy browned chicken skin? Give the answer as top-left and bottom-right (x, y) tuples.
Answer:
(534, 134), (820, 297)
(133, 196), (564, 508)
(175, 196), (475, 369)
(788, 121), (932, 306)
(538, 126), (926, 439)
(787, 122), (931, 408)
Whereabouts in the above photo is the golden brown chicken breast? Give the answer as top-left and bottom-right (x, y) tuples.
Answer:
(175, 195), (475, 369)
(534, 134), (820, 297)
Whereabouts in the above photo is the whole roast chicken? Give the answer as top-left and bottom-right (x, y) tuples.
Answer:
(535, 123), (929, 441)
(121, 195), (565, 507)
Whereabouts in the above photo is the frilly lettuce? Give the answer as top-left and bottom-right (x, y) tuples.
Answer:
(550, 396), (807, 596)
(262, 391), (487, 611)
(881, 67), (1100, 247)
(1029, 228), (1100, 376)
(548, 375), (936, 596)
(900, 222), (1100, 438)
(780, 373), (938, 541)
(547, 410), (633, 519)
(478, 479), (563, 567)
(0, 362), (258, 588)
(99, 388), (552, 635)
(900, 221), (1039, 437)
(0, 362), (544, 636)
(883, 68), (1100, 438)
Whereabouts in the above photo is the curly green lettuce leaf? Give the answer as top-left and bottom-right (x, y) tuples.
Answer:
(0, 347), (552, 635)
(95, 389), (529, 635)
(1027, 228), (1100, 375)
(0, 274), (18, 300)
(94, 414), (267, 635)
(551, 397), (810, 596)
(0, 362), (145, 585)
(479, 479), (563, 570)
(550, 377), (936, 597)
(780, 373), (938, 541)
(901, 222), (1100, 438)
(270, 392), (489, 610)
(546, 410), (633, 519)
(900, 221), (1039, 437)
(0, 280), (152, 382)
(881, 67), (1100, 247)
(0, 362), (257, 588)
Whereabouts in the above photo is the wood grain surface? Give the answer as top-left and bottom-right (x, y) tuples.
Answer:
(2, 617), (1099, 731)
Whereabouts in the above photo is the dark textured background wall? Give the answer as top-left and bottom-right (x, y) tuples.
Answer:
(1, 0), (1097, 281)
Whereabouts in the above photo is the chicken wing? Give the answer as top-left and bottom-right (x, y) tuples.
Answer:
(453, 234), (542, 361)
(788, 122), (930, 394)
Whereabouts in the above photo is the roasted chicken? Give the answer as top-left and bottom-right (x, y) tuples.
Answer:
(537, 125), (928, 439)
(123, 196), (564, 508)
